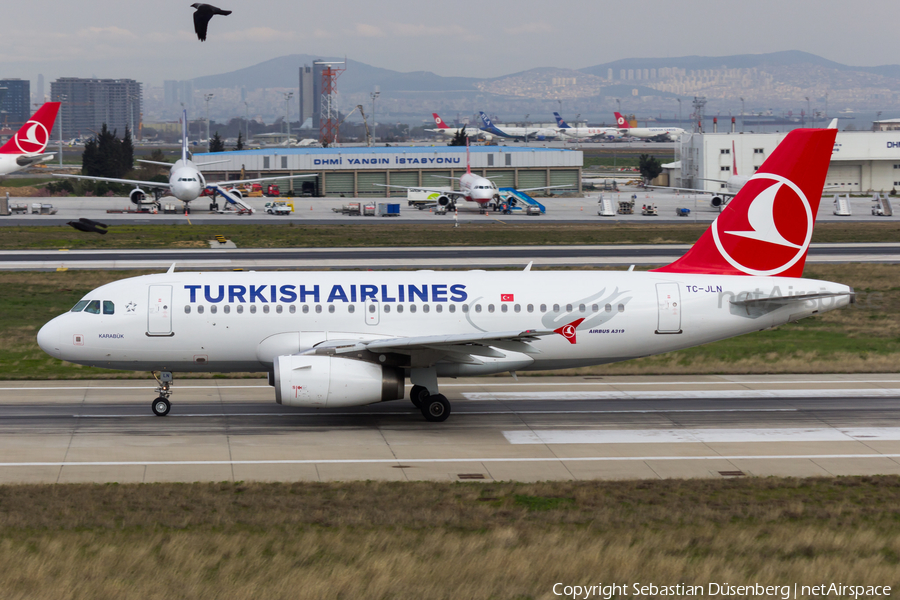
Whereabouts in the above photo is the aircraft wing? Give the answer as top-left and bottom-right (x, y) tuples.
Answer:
(645, 184), (735, 197)
(323, 329), (554, 364)
(373, 184), (464, 197)
(53, 174), (172, 189)
(211, 173), (316, 186)
(513, 184), (572, 193)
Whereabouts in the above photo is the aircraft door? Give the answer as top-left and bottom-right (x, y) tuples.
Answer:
(655, 282), (682, 334)
(365, 300), (380, 326)
(148, 285), (173, 336)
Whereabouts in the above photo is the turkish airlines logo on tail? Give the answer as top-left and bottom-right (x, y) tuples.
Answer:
(15, 120), (50, 155)
(711, 174), (813, 276)
(554, 318), (585, 345)
(434, 115), (443, 125)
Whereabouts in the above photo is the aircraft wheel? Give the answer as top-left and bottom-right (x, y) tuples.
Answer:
(410, 385), (428, 408)
(420, 394), (450, 422)
(152, 397), (171, 417)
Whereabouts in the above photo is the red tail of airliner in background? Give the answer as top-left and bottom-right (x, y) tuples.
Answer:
(0, 102), (60, 176)
(432, 113), (451, 129)
(0, 102), (60, 155)
(614, 111), (631, 128)
(653, 127), (837, 278)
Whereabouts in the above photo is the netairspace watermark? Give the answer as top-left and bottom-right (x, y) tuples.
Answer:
(552, 582), (892, 599)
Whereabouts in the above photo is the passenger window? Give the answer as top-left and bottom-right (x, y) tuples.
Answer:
(435, 304), (442, 313)
(552, 304), (559, 312)
(514, 304), (521, 313)
(397, 305), (404, 313)
(198, 305), (205, 314)
(566, 304), (573, 312)
(527, 304), (533, 313)
(210, 305), (217, 314)
(475, 304), (482, 313)
(423, 304), (430, 313)
(224, 305), (231, 314)
(368, 305), (376, 313)
(328, 305), (335, 313)
(249, 305), (257, 314)
(462, 305), (469, 313)
(618, 304), (625, 312)
(500, 304), (508, 313)
(349, 305), (356, 313)
(302, 305), (309, 314)
(237, 305), (244, 314)
(315, 305), (322, 313)
(383, 305), (390, 313)
(605, 304), (611, 312)
(276, 305), (283, 314)
(85, 300), (101, 314)
(410, 304), (417, 313)
(579, 304), (586, 312)
(592, 304), (598, 312)
(289, 305), (296, 314)
(263, 305), (270, 314)
(448, 305), (456, 313)
(103, 301), (115, 315)
(184, 305), (191, 314)
(71, 301), (89, 312)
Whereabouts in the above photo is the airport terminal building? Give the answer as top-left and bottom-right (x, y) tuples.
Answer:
(677, 130), (900, 193)
(193, 146), (582, 197)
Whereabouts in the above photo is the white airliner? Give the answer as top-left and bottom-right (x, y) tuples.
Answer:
(55, 110), (313, 212)
(426, 113), (489, 141)
(650, 141), (751, 208)
(553, 113), (621, 141)
(614, 111), (684, 141)
(478, 112), (558, 141)
(0, 102), (60, 175)
(37, 127), (852, 422)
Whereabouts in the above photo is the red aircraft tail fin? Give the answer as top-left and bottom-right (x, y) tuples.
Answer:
(0, 102), (60, 155)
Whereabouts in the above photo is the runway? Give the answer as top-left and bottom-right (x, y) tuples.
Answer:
(1, 374), (899, 483)
(3, 243), (898, 270)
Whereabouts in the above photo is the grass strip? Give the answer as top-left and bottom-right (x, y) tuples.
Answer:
(0, 477), (898, 599)
(0, 221), (899, 249)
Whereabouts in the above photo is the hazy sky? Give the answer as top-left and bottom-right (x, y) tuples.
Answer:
(4, 0), (898, 87)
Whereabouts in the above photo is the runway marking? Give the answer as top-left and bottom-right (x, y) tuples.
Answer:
(1, 454), (900, 468)
(467, 389), (900, 401)
(504, 427), (900, 445)
(58, 408), (798, 418)
(2, 380), (899, 392)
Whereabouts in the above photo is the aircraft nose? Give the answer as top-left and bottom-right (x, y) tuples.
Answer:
(37, 317), (63, 358)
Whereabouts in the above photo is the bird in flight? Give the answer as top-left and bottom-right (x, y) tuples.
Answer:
(191, 3), (232, 41)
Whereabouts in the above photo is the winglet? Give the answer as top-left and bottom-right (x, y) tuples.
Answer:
(827, 118), (838, 129)
(167, 263), (176, 274)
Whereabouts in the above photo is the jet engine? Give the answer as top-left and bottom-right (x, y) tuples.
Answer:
(710, 196), (724, 208)
(130, 188), (147, 204)
(273, 355), (404, 408)
(437, 195), (453, 207)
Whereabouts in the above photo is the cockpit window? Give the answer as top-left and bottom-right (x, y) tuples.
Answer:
(84, 300), (101, 314)
(103, 301), (115, 315)
(71, 300), (89, 312)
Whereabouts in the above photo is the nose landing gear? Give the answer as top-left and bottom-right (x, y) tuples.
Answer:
(151, 371), (173, 416)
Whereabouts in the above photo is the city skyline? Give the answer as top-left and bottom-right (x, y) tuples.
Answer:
(2, 0), (900, 89)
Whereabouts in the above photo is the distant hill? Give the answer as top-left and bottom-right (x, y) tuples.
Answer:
(580, 50), (900, 79)
(192, 54), (481, 93)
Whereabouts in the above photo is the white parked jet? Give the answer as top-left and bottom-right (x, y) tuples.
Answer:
(38, 127), (852, 422)
(0, 102), (60, 175)
(55, 110), (313, 212)
(478, 112), (558, 141)
(553, 112), (621, 141)
(426, 113), (489, 141)
(614, 111), (684, 141)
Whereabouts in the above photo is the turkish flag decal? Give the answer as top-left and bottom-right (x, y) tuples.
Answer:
(554, 318), (585, 344)
(501, 294), (514, 302)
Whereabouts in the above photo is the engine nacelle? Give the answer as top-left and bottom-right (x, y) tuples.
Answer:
(130, 188), (147, 204)
(437, 195), (453, 207)
(710, 196), (724, 208)
(273, 355), (404, 408)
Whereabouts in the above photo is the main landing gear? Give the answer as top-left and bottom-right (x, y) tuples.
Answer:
(409, 370), (451, 422)
(151, 371), (173, 416)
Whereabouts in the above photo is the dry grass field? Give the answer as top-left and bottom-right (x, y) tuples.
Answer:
(2, 263), (897, 379)
(0, 478), (898, 599)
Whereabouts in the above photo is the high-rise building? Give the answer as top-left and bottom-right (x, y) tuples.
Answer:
(50, 78), (142, 139)
(299, 65), (314, 123)
(0, 79), (31, 128)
